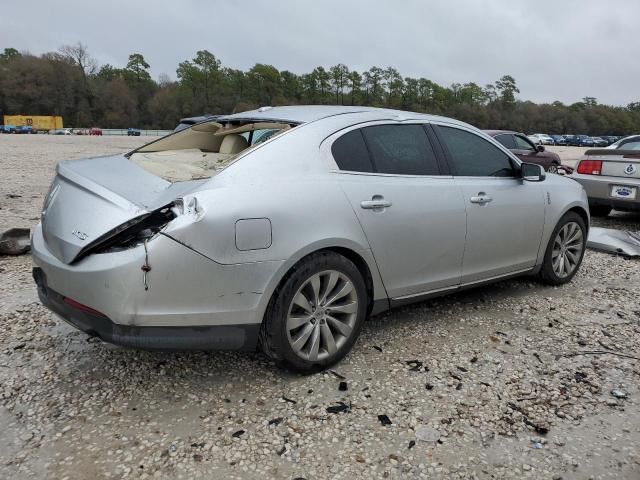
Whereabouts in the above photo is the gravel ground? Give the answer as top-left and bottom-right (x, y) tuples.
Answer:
(1, 135), (640, 479)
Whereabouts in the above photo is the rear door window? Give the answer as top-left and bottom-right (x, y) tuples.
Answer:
(331, 129), (375, 173)
(361, 124), (440, 175)
(437, 126), (515, 177)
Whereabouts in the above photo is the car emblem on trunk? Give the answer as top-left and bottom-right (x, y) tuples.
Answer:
(72, 230), (88, 241)
(625, 164), (637, 175)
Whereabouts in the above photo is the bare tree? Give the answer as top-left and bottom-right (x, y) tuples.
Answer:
(59, 42), (97, 80)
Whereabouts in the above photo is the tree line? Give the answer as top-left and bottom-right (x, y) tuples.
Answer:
(1, 43), (639, 134)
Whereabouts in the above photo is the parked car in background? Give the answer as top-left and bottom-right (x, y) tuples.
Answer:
(601, 136), (618, 145)
(551, 135), (567, 146)
(564, 135), (595, 147)
(486, 130), (563, 173)
(591, 137), (608, 147)
(32, 106), (589, 372)
(89, 127), (103, 136)
(174, 114), (218, 132)
(52, 129), (72, 135)
(0, 125), (17, 134)
(571, 139), (640, 216)
(607, 135), (640, 150)
(16, 125), (35, 134)
(128, 128), (141, 136)
(529, 134), (554, 145)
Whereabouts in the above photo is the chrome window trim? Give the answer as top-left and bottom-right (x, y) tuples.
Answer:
(319, 119), (450, 178)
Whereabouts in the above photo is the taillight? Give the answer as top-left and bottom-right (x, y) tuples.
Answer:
(577, 160), (602, 175)
(63, 297), (107, 317)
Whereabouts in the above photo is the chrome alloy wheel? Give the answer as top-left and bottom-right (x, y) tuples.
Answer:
(547, 164), (559, 174)
(551, 221), (584, 278)
(286, 270), (359, 361)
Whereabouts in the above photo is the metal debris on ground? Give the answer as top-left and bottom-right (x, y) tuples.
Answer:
(0, 228), (31, 255)
(587, 227), (640, 257)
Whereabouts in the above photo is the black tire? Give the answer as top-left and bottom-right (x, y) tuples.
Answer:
(259, 251), (368, 373)
(589, 205), (611, 217)
(539, 211), (587, 286)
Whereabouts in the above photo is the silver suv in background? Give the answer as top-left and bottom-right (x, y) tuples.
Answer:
(32, 106), (589, 372)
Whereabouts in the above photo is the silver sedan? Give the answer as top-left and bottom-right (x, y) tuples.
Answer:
(32, 106), (589, 372)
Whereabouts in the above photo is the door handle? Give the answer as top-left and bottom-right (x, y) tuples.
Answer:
(361, 196), (392, 210)
(470, 193), (493, 204)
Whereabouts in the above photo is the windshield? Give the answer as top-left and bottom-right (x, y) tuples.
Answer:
(128, 120), (294, 182)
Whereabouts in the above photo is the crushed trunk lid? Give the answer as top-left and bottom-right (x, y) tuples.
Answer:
(41, 154), (203, 264)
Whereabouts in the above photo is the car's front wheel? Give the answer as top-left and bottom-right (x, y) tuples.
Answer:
(260, 251), (368, 373)
(539, 212), (587, 286)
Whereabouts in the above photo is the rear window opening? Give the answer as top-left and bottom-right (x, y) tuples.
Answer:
(128, 120), (294, 182)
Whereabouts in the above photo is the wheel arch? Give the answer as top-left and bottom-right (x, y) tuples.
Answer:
(258, 242), (388, 329)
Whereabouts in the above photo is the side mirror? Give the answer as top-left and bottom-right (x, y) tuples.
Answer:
(521, 162), (546, 182)
(536, 145), (545, 153)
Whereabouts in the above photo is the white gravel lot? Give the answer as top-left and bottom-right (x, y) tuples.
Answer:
(1, 135), (639, 479)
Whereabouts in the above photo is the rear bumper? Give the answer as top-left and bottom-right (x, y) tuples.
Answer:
(570, 174), (640, 211)
(31, 223), (284, 350)
(33, 267), (259, 350)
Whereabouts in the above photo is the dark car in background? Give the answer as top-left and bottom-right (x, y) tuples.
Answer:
(485, 130), (563, 173)
(565, 135), (595, 147)
(551, 135), (567, 146)
(127, 128), (141, 136)
(591, 137), (608, 147)
(0, 125), (16, 134)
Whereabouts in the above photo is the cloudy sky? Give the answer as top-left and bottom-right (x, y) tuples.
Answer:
(1, 0), (638, 105)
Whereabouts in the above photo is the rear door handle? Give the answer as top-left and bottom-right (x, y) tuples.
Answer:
(361, 196), (392, 210)
(470, 193), (493, 204)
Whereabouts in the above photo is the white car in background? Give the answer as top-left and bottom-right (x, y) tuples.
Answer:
(529, 134), (555, 145)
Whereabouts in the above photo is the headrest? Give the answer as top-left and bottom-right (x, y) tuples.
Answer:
(219, 134), (249, 154)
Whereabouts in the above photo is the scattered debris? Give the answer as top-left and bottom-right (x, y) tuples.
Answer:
(338, 381), (348, 391)
(372, 345), (383, 352)
(415, 426), (441, 442)
(408, 440), (416, 449)
(232, 430), (245, 438)
(326, 402), (350, 414)
(406, 360), (424, 371)
(0, 228), (31, 255)
(587, 227), (640, 257)
(611, 389), (628, 399)
(377, 414), (392, 426)
(282, 395), (297, 404)
(329, 370), (346, 380)
(268, 417), (283, 426)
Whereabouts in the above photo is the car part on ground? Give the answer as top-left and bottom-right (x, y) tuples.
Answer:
(31, 106), (589, 372)
(587, 227), (640, 257)
(0, 228), (31, 255)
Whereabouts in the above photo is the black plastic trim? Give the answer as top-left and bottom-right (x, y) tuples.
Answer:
(33, 268), (260, 351)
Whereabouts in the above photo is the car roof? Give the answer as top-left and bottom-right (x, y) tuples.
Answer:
(217, 105), (460, 125)
(483, 129), (518, 136)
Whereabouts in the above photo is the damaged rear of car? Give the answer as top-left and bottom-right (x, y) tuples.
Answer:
(32, 115), (298, 351)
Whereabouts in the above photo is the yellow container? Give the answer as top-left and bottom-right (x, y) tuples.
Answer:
(3, 115), (63, 131)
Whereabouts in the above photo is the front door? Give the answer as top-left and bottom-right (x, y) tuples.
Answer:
(434, 124), (546, 284)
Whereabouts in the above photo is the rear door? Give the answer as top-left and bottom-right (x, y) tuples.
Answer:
(327, 122), (467, 299)
(433, 123), (546, 284)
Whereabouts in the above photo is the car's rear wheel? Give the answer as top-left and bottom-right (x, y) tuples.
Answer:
(260, 251), (367, 373)
(539, 212), (586, 286)
(589, 205), (611, 217)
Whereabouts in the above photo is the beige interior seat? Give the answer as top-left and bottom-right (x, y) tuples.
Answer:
(219, 134), (249, 154)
